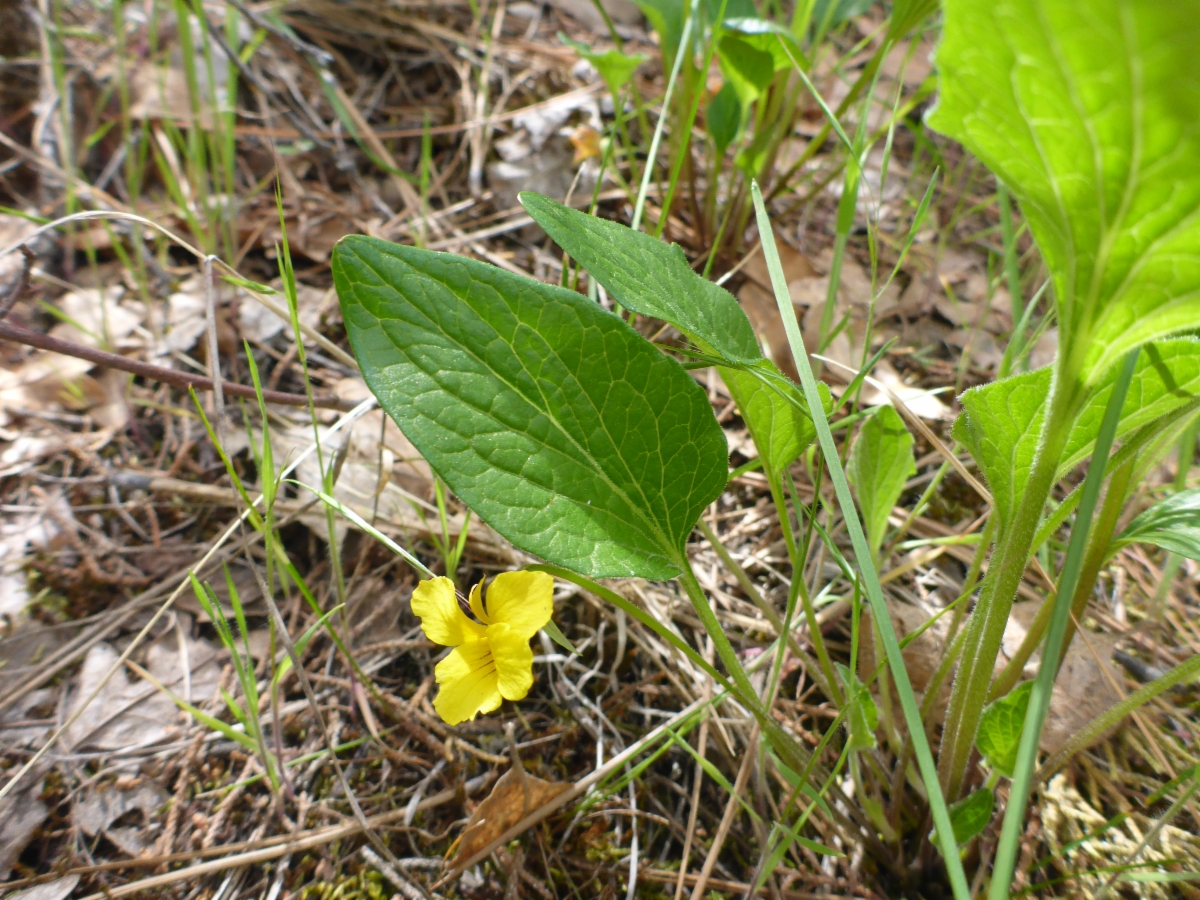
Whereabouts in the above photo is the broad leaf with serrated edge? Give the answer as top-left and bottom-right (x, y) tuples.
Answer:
(1118, 486), (1200, 560)
(977, 680), (1033, 779)
(954, 339), (1200, 533)
(333, 236), (728, 580)
(848, 405), (915, 554)
(929, 0), (1200, 386)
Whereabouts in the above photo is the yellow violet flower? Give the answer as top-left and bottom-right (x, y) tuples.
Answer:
(411, 571), (554, 725)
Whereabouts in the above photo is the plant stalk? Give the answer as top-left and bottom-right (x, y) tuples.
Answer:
(751, 182), (970, 900)
(936, 370), (1082, 800)
(988, 348), (1139, 900)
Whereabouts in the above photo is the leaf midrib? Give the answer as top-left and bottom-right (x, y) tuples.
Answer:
(348, 247), (687, 564)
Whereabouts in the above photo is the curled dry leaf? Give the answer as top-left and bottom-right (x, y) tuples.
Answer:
(75, 780), (168, 837)
(449, 766), (571, 869)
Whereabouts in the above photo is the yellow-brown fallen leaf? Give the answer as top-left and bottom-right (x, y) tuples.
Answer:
(569, 125), (601, 163)
(448, 767), (570, 867)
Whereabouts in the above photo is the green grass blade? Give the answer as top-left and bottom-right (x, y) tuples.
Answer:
(750, 181), (970, 899)
(989, 347), (1141, 900)
(630, 0), (697, 231)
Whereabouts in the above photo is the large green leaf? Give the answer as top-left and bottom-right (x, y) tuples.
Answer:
(520, 192), (760, 363)
(520, 193), (825, 476)
(929, 0), (1200, 385)
(1118, 486), (1200, 560)
(848, 405), (915, 554)
(977, 680), (1033, 779)
(954, 339), (1200, 532)
(332, 235), (728, 580)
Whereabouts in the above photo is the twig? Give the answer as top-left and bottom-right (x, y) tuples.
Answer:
(688, 725), (759, 900)
(0, 319), (357, 410)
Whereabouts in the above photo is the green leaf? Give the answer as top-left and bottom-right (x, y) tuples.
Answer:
(560, 34), (647, 96)
(541, 619), (579, 655)
(847, 405), (915, 554)
(717, 34), (775, 110)
(955, 339), (1200, 533)
(812, 0), (875, 30)
(977, 680), (1033, 779)
(519, 193), (830, 477)
(1118, 486), (1200, 560)
(932, 787), (995, 850)
(836, 662), (878, 751)
(724, 364), (831, 479)
(706, 81), (741, 157)
(633, 0), (684, 67)
(722, 18), (806, 72)
(519, 192), (761, 363)
(333, 235), (728, 580)
(929, 0), (1200, 386)
(886, 0), (937, 41)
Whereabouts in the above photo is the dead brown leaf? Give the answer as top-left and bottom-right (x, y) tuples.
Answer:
(449, 767), (570, 868)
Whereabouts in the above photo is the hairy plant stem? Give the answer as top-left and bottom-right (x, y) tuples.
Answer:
(937, 374), (1082, 800)
(990, 455), (1135, 701)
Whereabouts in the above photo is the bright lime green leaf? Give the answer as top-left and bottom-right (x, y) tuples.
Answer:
(707, 81), (741, 157)
(560, 34), (647, 96)
(955, 339), (1200, 532)
(932, 787), (994, 850)
(725, 365), (831, 479)
(520, 192), (761, 363)
(717, 34), (775, 111)
(836, 662), (878, 751)
(848, 405), (915, 554)
(332, 235), (728, 580)
(1118, 487), (1200, 560)
(929, 0), (1200, 385)
(977, 680), (1033, 779)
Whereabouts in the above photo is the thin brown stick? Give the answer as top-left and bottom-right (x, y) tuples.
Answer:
(688, 726), (760, 900)
(0, 319), (357, 411)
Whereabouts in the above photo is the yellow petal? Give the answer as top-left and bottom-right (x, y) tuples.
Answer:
(468, 580), (490, 626)
(481, 571), (554, 640)
(488, 622), (534, 701)
(411, 577), (484, 647)
(433, 641), (502, 725)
